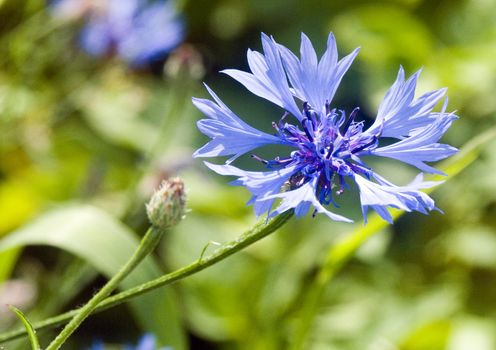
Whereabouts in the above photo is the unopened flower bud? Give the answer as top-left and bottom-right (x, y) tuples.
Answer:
(146, 177), (186, 230)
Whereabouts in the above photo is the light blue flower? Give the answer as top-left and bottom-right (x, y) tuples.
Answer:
(194, 33), (458, 223)
(54, 0), (185, 67)
(91, 333), (171, 350)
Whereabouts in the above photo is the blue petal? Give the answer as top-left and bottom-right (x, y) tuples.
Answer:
(135, 334), (156, 350)
(278, 32), (359, 115)
(107, 0), (141, 24)
(323, 43), (360, 110)
(204, 162), (301, 217)
(193, 85), (284, 161)
(79, 0), (138, 58)
(222, 34), (302, 119)
(371, 111), (458, 174)
(354, 173), (440, 223)
(105, 0), (141, 42)
(297, 33), (319, 108)
(366, 67), (447, 138)
(263, 177), (353, 222)
(80, 18), (113, 57)
(117, 1), (184, 66)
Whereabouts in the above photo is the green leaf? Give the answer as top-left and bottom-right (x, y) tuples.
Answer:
(0, 205), (186, 350)
(8, 306), (40, 350)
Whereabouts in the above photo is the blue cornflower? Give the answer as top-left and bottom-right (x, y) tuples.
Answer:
(54, 0), (185, 67)
(90, 333), (171, 350)
(193, 33), (458, 223)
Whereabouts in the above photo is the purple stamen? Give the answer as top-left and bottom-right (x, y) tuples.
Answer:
(325, 100), (331, 116)
(325, 144), (334, 159)
(352, 136), (377, 154)
(303, 102), (318, 127)
(302, 118), (314, 142)
(341, 107), (360, 135)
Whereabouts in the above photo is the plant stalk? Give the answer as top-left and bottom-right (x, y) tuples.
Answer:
(0, 211), (293, 345)
(45, 227), (164, 350)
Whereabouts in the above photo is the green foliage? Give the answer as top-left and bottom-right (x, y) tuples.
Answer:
(0, 206), (185, 349)
(1, 0), (496, 349)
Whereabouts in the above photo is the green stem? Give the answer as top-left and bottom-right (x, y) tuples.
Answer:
(44, 227), (165, 350)
(289, 127), (496, 350)
(0, 211), (293, 345)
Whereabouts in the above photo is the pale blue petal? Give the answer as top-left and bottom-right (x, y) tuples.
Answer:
(193, 118), (282, 159)
(373, 173), (441, 214)
(327, 47), (360, 106)
(316, 33), (339, 98)
(298, 33), (319, 108)
(80, 19), (112, 56)
(222, 34), (301, 119)
(260, 34), (301, 117)
(278, 32), (359, 115)
(354, 173), (440, 223)
(107, 0), (141, 25)
(246, 49), (270, 80)
(117, 1), (184, 66)
(264, 177), (353, 222)
(366, 67), (447, 138)
(371, 113), (458, 174)
(277, 44), (309, 104)
(205, 162), (299, 197)
(362, 205), (393, 224)
(134, 334), (155, 350)
(204, 162), (300, 217)
(193, 86), (284, 160)
(222, 69), (283, 109)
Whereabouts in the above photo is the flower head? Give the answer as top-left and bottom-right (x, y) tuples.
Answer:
(146, 177), (187, 230)
(53, 0), (185, 67)
(193, 33), (457, 223)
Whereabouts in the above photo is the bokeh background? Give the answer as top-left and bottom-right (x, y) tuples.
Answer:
(1, 0), (496, 349)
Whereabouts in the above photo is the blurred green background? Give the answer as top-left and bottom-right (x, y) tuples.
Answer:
(1, 0), (496, 349)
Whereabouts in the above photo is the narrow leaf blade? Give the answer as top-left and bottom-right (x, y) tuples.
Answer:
(8, 306), (40, 350)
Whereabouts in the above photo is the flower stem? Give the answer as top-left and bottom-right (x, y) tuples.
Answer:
(0, 211), (293, 345)
(44, 226), (165, 350)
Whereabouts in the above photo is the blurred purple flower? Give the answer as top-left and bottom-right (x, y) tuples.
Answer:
(53, 0), (185, 67)
(193, 33), (458, 223)
(91, 333), (172, 350)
